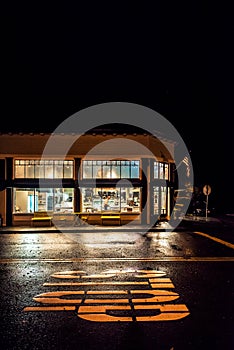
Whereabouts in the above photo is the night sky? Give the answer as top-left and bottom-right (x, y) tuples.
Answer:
(1, 2), (234, 212)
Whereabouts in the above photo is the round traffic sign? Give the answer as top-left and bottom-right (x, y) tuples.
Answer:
(203, 184), (211, 196)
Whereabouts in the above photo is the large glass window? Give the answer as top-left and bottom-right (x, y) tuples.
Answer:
(54, 161), (63, 178)
(45, 160), (53, 179)
(121, 161), (130, 178)
(161, 186), (167, 214)
(81, 187), (141, 213)
(63, 161), (73, 178)
(13, 188), (74, 213)
(93, 161), (102, 178)
(83, 160), (92, 178)
(153, 186), (168, 215)
(15, 160), (25, 178)
(153, 186), (159, 215)
(154, 161), (169, 180)
(25, 160), (34, 178)
(82, 160), (140, 179)
(35, 160), (44, 178)
(112, 161), (121, 178)
(131, 161), (140, 178)
(14, 160), (74, 179)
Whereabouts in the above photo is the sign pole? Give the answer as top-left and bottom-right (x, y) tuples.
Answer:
(205, 194), (209, 221)
(203, 184), (211, 221)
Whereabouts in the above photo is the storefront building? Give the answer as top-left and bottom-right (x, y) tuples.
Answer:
(0, 128), (178, 227)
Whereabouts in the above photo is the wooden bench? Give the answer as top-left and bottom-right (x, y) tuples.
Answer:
(101, 214), (121, 225)
(31, 211), (53, 227)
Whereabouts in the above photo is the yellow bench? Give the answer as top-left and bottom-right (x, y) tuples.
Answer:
(73, 212), (89, 226)
(52, 212), (75, 226)
(31, 212), (53, 227)
(101, 215), (121, 225)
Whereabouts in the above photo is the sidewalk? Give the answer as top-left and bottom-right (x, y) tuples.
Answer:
(184, 213), (234, 226)
(0, 215), (227, 234)
(182, 215), (222, 223)
(0, 224), (173, 233)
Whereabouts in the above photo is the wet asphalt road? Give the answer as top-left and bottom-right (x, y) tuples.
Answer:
(0, 218), (234, 350)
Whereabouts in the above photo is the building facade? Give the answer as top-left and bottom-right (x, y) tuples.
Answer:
(0, 128), (179, 227)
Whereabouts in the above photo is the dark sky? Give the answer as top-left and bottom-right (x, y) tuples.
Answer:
(1, 2), (234, 211)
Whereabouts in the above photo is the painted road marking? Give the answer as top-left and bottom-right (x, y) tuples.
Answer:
(1, 257), (234, 264)
(43, 281), (149, 286)
(194, 231), (234, 250)
(51, 270), (166, 278)
(44, 281), (174, 288)
(134, 304), (190, 322)
(77, 304), (189, 322)
(28, 290), (180, 306)
(24, 306), (76, 311)
(24, 269), (190, 322)
(78, 305), (133, 322)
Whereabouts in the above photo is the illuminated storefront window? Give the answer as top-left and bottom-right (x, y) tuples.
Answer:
(45, 161), (53, 179)
(153, 186), (159, 215)
(63, 161), (73, 178)
(13, 188), (74, 213)
(81, 187), (141, 213)
(54, 160), (63, 178)
(153, 186), (168, 215)
(154, 161), (169, 180)
(14, 160), (74, 179)
(15, 160), (25, 178)
(82, 160), (140, 179)
(121, 161), (130, 178)
(161, 186), (167, 214)
(25, 160), (34, 178)
(35, 160), (44, 178)
(12, 158), (172, 222)
(81, 160), (141, 213)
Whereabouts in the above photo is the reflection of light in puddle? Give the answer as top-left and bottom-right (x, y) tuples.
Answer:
(158, 238), (170, 248)
(78, 232), (142, 247)
(147, 231), (172, 248)
(15, 234), (41, 253)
